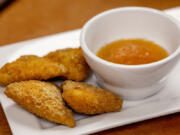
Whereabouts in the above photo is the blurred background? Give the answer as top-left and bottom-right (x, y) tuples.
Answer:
(0, 0), (180, 46)
(1, 1), (180, 135)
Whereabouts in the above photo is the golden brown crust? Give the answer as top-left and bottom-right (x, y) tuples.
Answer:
(62, 80), (123, 115)
(44, 48), (90, 81)
(0, 55), (67, 86)
(4, 80), (75, 127)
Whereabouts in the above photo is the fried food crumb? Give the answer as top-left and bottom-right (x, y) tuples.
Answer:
(0, 55), (67, 86)
(4, 80), (75, 127)
(44, 48), (90, 81)
(62, 80), (123, 115)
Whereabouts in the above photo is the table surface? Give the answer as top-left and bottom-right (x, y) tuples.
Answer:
(0, 0), (180, 135)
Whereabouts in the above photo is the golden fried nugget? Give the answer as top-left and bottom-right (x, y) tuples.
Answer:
(44, 48), (90, 81)
(62, 80), (123, 115)
(4, 80), (75, 127)
(0, 55), (67, 86)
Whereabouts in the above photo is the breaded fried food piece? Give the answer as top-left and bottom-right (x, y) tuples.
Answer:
(4, 80), (75, 127)
(62, 80), (123, 115)
(0, 55), (67, 86)
(44, 48), (90, 81)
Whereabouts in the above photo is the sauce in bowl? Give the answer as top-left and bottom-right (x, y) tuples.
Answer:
(97, 39), (168, 65)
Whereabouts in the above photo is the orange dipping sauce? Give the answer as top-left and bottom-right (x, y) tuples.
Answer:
(97, 39), (169, 65)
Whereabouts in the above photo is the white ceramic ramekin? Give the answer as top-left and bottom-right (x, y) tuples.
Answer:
(80, 7), (180, 100)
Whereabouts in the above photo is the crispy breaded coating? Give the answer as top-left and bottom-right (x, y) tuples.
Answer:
(44, 48), (90, 81)
(0, 55), (67, 86)
(62, 80), (123, 115)
(4, 80), (75, 127)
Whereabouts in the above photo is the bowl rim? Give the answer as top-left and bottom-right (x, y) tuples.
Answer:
(80, 7), (180, 69)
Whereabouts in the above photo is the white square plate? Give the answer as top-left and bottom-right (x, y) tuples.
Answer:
(1, 8), (180, 135)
